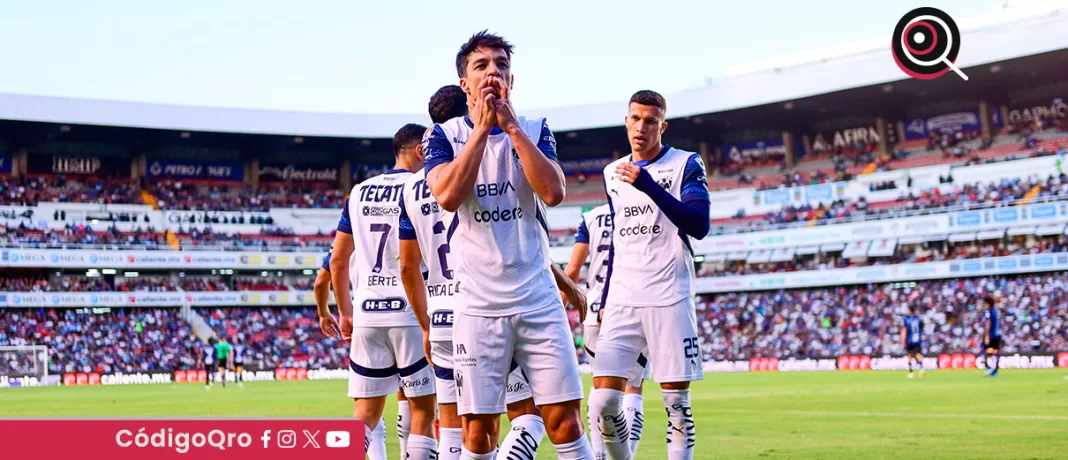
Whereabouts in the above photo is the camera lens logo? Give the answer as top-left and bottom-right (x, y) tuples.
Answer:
(277, 430), (297, 448)
(891, 7), (967, 81)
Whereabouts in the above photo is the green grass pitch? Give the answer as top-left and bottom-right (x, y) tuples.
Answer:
(2, 370), (1067, 459)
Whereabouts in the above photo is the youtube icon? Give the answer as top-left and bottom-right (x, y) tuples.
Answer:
(326, 431), (350, 448)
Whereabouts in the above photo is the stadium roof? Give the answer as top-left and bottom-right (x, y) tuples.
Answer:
(0, 6), (1066, 138)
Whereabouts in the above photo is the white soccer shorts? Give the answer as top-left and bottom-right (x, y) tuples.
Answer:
(584, 324), (650, 387)
(432, 339), (534, 406)
(452, 304), (585, 415)
(348, 326), (435, 399)
(593, 296), (705, 384)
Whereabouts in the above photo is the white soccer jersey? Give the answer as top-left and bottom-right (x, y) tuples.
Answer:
(337, 169), (418, 327)
(602, 145), (709, 308)
(576, 204), (612, 326)
(399, 168), (459, 341)
(422, 115), (560, 317)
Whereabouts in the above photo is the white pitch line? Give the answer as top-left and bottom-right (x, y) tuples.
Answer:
(717, 409), (1068, 421)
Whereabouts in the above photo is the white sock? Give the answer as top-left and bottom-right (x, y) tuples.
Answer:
(554, 436), (596, 460)
(439, 427), (464, 460)
(406, 434), (438, 460)
(622, 393), (645, 454)
(588, 389), (631, 460)
(662, 389), (695, 460)
(500, 414), (544, 459)
(368, 418), (387, 460)
(397, 400), (411, 456)
(588, 402), (606, 460)
(459, 447), (496, 460)
(364, 425), (373, 457)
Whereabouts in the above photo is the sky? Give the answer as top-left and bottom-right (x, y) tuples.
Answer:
(0, 0), (998, 114)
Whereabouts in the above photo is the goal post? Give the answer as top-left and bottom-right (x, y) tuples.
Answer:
(0, 345), (49, 382)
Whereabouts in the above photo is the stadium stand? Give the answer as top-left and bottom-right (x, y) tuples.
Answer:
(696, 273), (1068, 361)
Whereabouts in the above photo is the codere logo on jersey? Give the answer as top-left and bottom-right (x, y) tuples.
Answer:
(473, 206), (523, 223)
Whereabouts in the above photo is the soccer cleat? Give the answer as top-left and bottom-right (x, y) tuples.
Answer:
(984, 369), (994, 377)
(918, 369), (925, 379)
(907, 373), (914, 379)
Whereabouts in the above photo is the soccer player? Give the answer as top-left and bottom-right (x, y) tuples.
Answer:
(590, 90), (710, 460)
(202, 338), (216, 390)
(214, 337), (232, 388)
(983, 296), (1002, 377)
(564, 203), (650, 458)
(403, 83), (583, 460)
(330, 124), (438, 460)
(315, 250), (389, 460)
(231, 336), (246, 387)
(901, 305), (924, 379)
(423, 31), (594, 460)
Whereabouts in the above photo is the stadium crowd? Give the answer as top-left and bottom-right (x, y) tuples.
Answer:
(0, 276), (110, 292)
(201, 307), (346, 370)
(180, 277), (230, 292)
(0, 176), (143, 207)
(723, 173), (1068, 232)
(0, 308), (198, 374)
(148, 181), (346, 212)
(698, 237), (1068, 277)
(695, 273), (1068, 361)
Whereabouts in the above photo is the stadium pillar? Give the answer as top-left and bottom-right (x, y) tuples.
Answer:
(14, 150), (27, 177)
(979, 102), (993, 140)
(801, 135), (812, 158)
(782, 132), (796, 169)
(1000, 105), (1010, 131)
(340, 159), (352, 191)
(134, 153), (146, 180)
(875, 118), (888, 156)
(248, 158), (260, 189)
(698, 142), (712, 171)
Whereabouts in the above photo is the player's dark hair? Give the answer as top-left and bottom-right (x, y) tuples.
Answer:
(630, 90), (667, 112)
(983, 296), (996, 308)
(456, 30), (514, 77)
(429, 85), (468, 124)
(908, 304), (917, 314)
(393, 123), (427, 157)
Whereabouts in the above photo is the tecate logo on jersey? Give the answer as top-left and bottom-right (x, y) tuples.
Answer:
(359, 184), (404, 202)
(431, 310), (454, 327)
(361, 298), (407, 313)
(472, 206), (523, 223)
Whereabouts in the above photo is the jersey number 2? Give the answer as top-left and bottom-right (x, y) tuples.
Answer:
(432, 218), (458, 280)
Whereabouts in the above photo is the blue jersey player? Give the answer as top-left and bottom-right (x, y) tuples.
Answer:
(901, 305), (924, 379)
(983, 296), (1002, 377)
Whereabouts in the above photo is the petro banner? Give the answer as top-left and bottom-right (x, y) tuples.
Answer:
(0, 420), (365, 459)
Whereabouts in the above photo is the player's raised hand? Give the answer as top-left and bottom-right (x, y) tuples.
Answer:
(471, 79), (498, 130)
(489, 77), (519, 133)
(319, 312), (341, 339)
(615, 162), (644, 185)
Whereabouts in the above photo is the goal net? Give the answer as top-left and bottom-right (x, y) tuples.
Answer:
(0, 345), (49, 382)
